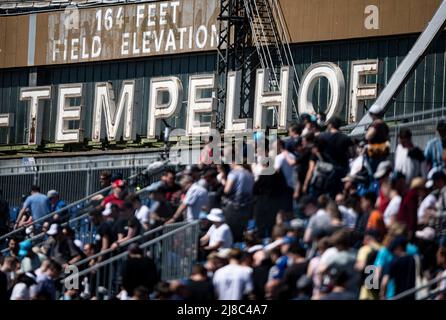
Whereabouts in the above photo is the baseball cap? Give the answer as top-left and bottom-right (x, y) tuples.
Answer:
(112, 179), (125, 188)
(46, 223), (60, 236)
(47, 190), (59, 198)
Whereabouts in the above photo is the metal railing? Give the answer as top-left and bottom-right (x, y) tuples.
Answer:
(391, 274), (446, 300)
(63, 221), (189, 274)
(61, 221), (200, 299)
(0, 152), (161, 207)
(0, 159), (168, 245)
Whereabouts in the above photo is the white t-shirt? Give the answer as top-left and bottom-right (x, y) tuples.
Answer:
(10, 283), (30, 300)
(394, 144), (422, 183)
(383, 195), (402, 226)
(274, 152), (296, 189)
(206, 223), (233, 249)
(135, 205), (150, 224)
(213, 263), (253, 300)
(418, 194), (437, 221)
(339, 205), (357, 229)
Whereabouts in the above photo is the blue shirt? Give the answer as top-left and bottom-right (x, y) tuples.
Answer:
(23, 193), (50, 222)
(425, 137), (443, 171)
(227, 168), (254, 204)
(48, 199), (66, 212)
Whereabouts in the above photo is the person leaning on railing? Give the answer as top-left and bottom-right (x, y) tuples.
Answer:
(15, 185), (49, 233)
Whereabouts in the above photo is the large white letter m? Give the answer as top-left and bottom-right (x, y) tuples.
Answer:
(92, 80), (136, 142)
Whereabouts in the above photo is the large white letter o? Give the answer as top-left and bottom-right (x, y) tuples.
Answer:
(298, 62), (345, 121)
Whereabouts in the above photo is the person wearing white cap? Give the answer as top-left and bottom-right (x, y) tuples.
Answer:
(47, 190), (67, 222)
(200, 208), (233, 252)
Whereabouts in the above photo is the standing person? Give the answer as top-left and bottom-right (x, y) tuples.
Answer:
(381, 236), (417, 300)
(356, 192), (380, 243)
(295, 134), (314, 197)
(199, 136), (215, 167)
(383, 172), (406, 227)
(121, 243), (159, 298)
(167, 175), (208, 224)
(0, 189), (10, 237)
(222, 160), (254, 243)
(202, 168), (224, 210)
(302, 138), (333, 198)
(397, 178), (425, 239)
(274, 139), (297, 212)
(374, 161), (393, 214)
(16, 185), (49, 232)
(365, 112), (390, 173)
(302, 196), (331, 244)
(184, 264), (215, 301)
(253, 161), (283, 239)
(285, 123), (303, 156)
(200, 208), (233, 251)
(394, 128), (425, 184)
(425, 120), (446, 176)
(212, 249), (253, 300)
(356, 230), (382, 300)
(318, 117), (353, 195)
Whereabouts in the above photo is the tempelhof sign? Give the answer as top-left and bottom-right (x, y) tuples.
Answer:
(2, 0), (443, 147)
(6, 60), (379, 146)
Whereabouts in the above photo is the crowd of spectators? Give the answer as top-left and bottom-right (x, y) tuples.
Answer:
(1, 112), (446, 300)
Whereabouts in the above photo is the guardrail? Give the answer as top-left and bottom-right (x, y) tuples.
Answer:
(0, 160), (168, 245)
(391, 274), (446, 300)
(0, 152), (161, 207)
(61, 221), (200, 299)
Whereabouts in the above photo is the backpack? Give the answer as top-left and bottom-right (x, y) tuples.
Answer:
(311, 154), (335, 192)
